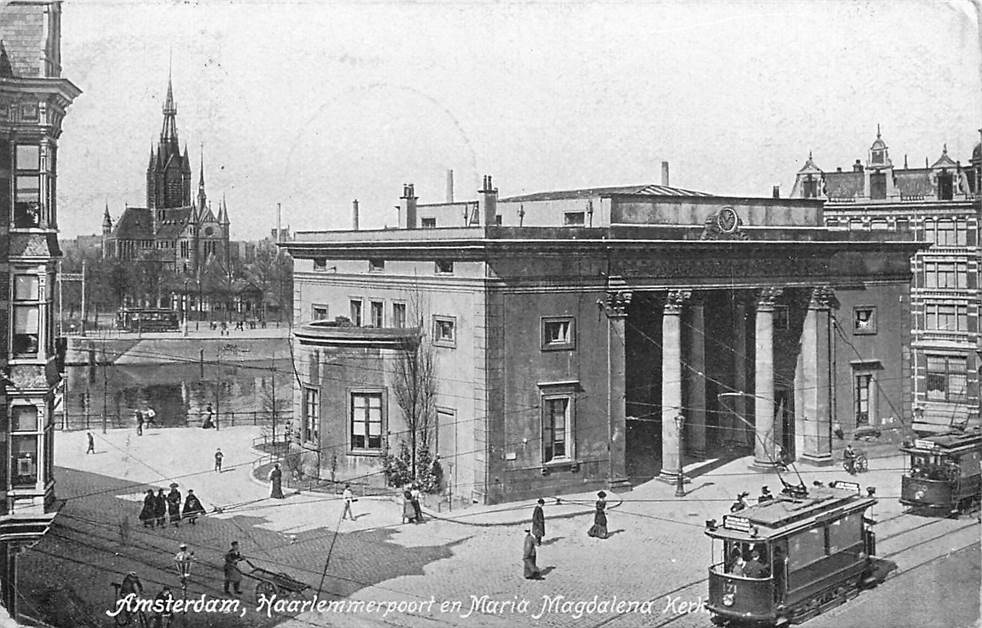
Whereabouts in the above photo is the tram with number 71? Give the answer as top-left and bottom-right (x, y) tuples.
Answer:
(900, 427), (982, 516)
(704, 481), (880, 626)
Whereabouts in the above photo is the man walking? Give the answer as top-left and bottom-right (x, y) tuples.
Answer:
(223, 541), (244, 595)
(214, 448), (224, 473)
(86, 431), (95, 454)
(341, 484), (355, 520)
(136, 410), (144, 436)
(531, 498), (545, 545)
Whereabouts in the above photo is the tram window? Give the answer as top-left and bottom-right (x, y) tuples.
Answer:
(788, 526), (826, 570)
(828, 513), (861, 554)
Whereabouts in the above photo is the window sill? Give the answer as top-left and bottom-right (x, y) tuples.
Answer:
(433, 341), (456, 349)
(349, 448), (384, 457)
(541, 343), (575, 352)
(542, 458), (579, 473)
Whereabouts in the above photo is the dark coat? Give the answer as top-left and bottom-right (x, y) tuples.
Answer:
(139, 493), (156, 522)
(167, 489), (182, 520)
(154, 492), (167, 517)
(522, 534), (539, 578)
(531, 505), (545, 538)
(183, 494), (205, 518)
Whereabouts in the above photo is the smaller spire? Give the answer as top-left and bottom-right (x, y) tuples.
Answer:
(876, 123), (881, 139)
(0, 41), (14, 78)
(102, 203), (113, 231)
(942, 143), (948, 155)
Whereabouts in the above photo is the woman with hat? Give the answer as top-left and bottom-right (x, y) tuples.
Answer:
(587, 491), (609, 539)
(139, 489), (156, 528)
(183, 489), (206, 525)
(154, 488), (168, 528)
(167, 483), (182, 527)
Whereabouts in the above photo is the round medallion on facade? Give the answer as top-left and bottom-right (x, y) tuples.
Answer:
(716, 207), (738, 233)
(205, 227), (214, 236)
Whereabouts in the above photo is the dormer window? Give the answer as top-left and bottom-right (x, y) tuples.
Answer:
(871, 150), (885, 165)
(803, 176), (819, 199)
(937, 171), (953, 200)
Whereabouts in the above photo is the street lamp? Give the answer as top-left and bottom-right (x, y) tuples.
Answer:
(175, 543), (193, 622)
(675, 413), (686, 498)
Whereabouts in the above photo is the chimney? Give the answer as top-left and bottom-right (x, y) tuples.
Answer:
(276, 202), (282, 243)
(352, 199), (360, 231)
(446, 169), (454, 203)
(772, 185), (780, 199)
(399, 183), (417, 229)
(661, 161), (670, 187)
(478, 175), (498, 226)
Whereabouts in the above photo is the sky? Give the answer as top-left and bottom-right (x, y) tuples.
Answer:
(55, 0), (982, 240)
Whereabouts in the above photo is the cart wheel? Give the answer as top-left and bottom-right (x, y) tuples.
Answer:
(256, 580), (277, 601)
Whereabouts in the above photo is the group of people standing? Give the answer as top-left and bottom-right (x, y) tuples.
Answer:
(523, 490), (611, 580)
(401, 485), (423, 524)
(139, 484), (206, 528)
(134, 407), (157, 435)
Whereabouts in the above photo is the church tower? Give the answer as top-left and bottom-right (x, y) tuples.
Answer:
(146, 73), (192, 211)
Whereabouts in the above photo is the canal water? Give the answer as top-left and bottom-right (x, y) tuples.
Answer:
(59, 357), (294, 431)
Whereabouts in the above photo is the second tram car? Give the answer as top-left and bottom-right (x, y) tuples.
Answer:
(115, 307), (180, 333)
(900, 427), (982, 516)
(705, 482), (878, 626)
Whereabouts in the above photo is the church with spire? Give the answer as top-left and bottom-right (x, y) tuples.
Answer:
(102, 73), (231, 276)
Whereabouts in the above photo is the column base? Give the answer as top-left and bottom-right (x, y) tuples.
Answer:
(750, 459), (780, 472)
(658, 471), (691, 484)
(607, 475), (632, 491)
(799, 452), (834, 466)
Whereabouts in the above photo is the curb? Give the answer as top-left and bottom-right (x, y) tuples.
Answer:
(419, 495), (625, 528)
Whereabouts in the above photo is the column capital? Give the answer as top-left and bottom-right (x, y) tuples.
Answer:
(602, 276), (633, 318)
(664, 289), (692, 315)
(755, 287), (783, 311)
(808, 285), (838, 310)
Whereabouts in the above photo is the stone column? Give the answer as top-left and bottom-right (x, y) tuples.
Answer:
(753, 287), (782, 468)
(799, 287), (834, 464)
(661, 289), (690, 481)
(730, 296), (748, 446)
(685, 298), (707, 457)
(603, 281), (632, 486)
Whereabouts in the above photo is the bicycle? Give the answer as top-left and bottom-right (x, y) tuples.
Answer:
(111, 582), (149, 628)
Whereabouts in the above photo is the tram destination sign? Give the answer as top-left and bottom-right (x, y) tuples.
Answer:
(722, 515), (751, 532)
(914, 439), (938, 450)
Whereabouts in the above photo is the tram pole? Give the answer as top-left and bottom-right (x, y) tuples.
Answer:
(675, 414), (686, 498)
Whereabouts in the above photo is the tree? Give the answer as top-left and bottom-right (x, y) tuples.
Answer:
(390, 285), (437, 484)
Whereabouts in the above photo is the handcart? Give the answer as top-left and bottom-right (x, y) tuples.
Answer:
(243, 559), (311, 602)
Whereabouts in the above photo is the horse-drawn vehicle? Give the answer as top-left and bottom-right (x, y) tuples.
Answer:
(705, 481), (879, 626)
(243, 559), (311, 602)
(900, 427), (982, 516)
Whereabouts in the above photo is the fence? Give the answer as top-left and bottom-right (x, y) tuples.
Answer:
(58, 409), (293, 432)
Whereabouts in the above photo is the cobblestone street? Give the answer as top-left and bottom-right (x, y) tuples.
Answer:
(16, 427), (980, 628)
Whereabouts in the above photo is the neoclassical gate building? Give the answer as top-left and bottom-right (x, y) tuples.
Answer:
(284, 176), (922, 504)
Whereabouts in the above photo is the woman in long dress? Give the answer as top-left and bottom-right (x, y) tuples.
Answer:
(587, 491), (609, 539)
(167, 485), (182, 526)
(154, 488), (168, 528)
(269, 463), (285, 499)
(139, 489), (156, 527)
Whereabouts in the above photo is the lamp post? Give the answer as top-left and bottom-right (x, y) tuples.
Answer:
(182, 280), (190, 337)
(175, 545), (193, 623)
(675, 413), (686, 497)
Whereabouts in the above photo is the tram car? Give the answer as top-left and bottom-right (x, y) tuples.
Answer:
(705, 482), (878, 626)
(900, 427), (982, 516)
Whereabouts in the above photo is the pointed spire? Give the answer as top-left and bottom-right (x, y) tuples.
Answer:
(102, 203), (112, 228)
(942, 143), (948, 155)
(198, 143), (205, 189)
(160, 71), (179, 146)
(0, 40), (14, 78)
(876, 123), (881, 139)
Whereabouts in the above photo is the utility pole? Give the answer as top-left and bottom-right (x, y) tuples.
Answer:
(102, 348), (108, 434)
(57, 260), (63, 337)
(80, 259), (87, 337)
(270, 357), (277, 446)
(215, 349), (220, 432)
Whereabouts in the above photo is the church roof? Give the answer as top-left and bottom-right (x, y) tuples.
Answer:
(155, 207), (194, 239)
(110, 207), (154, 239)
(500, 183), (710, 203)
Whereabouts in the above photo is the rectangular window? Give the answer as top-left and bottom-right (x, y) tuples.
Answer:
(14, 275), (39, 301)
(12, 305), (40, 357)
(351, 392), (383, 451)
(11, 434), (38, 487)
(368, 259), (385, 272)
(803, 178), (818, 199)
(563, 212), (585, 226)
(774, 305), (790, 331)
(349, 300), (362, 326)
(543, 397), (570, 462)
(855, 374), (872, 425)
(926, 355), (968, 403)
(302, 387), (319, 443)
(924, 262), (968, 289)
(853, 306), (876, 334)
(541, 316), (575, 350)
(925, 304), (968, 331)
(435, 260), (454, 274)
(12, 406), (38, 432)
(392, 303), (407, 329)
(312, 305), (329, 321)
(788, 526), (827, 571)
(180, 241), (189, 258)
(827, 512), (862, 554)
(370, 301), (384, 327)
(433, 316), (456, 348)
(421, 218), (437, 229)
(895, 217), (909, 232)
